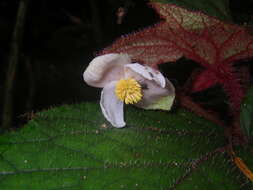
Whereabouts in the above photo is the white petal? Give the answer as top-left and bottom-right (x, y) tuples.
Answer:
(100, 81), (126, 128)
(83, 53), (131, 88)
(124, 63), (166, 87)
(135, 79), (175, 110)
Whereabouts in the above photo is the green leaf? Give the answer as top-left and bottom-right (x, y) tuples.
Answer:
(150, 0), (232, 22)
(240, 86), (253, 139)
(0, 102), (252, 189)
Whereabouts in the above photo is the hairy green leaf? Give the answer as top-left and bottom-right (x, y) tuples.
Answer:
(0, 102), (251, 189)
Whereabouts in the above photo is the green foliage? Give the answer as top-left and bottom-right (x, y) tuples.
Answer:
(150, 0), (232, 21)
(0, 102), (252, 189)
(240, 86), (253, 139)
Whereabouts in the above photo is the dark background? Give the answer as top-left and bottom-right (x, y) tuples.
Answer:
(0, 0), (252, 129)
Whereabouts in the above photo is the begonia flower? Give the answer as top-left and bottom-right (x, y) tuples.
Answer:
(83, 53), (175, 128)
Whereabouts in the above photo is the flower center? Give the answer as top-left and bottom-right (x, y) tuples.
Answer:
(115, 78), (142, 104)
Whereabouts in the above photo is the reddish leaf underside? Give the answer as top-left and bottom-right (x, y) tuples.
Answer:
(101, 2), (253, 113)
(101, 3), (253, 67)
(191, 70), (218, 92)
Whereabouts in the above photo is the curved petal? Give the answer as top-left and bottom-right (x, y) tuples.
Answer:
(135, 79), (175, 111)
(83, 53), (131, 88)
(124, 63), (166, 87)
(100, 81), (126, 128)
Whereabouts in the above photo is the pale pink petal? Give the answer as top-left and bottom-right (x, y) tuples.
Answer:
(124, 63), (166, 87)
(100, 81), (126, 128)
(83, 53), (130, 88)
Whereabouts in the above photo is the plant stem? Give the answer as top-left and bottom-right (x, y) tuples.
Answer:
(1, 0), (29, 131)
(178, 93), (226, 128)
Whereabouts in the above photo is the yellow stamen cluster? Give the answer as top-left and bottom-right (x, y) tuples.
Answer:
(115, 78), (142, 104)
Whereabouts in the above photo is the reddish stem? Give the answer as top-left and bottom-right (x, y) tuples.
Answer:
(178, 93), (226, 128)
(213, 63), (244, 116)
(229, 117), (248, 145)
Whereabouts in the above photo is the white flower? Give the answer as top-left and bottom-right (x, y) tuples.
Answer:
(83, 53), (175, 128)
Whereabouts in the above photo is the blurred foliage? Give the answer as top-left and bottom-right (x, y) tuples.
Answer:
(150, 0), (232, 21)
(240, 86), (253, 140)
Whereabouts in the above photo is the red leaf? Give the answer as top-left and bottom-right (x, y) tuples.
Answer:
(101, 22), (184, 67)
(102, 3), (253, 67)
(192, 70), (218, 92)
(101, 2), (253, 114)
